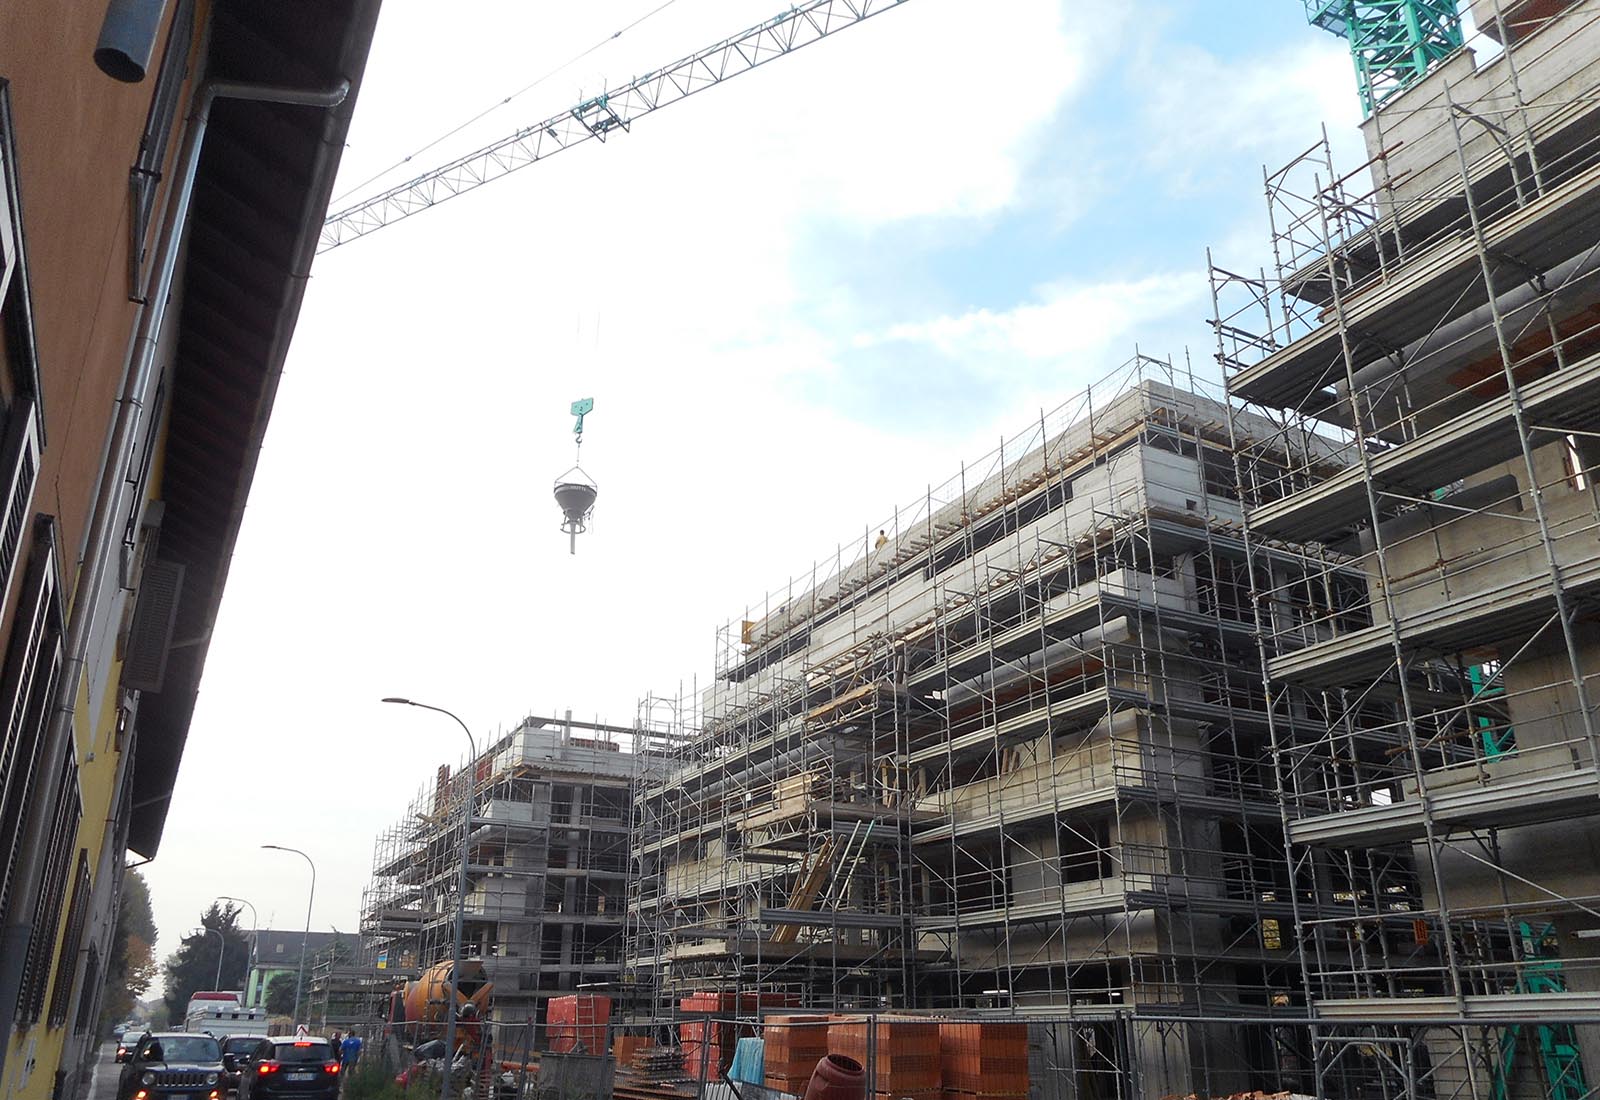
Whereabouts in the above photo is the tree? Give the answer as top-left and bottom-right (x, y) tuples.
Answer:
(99, 870), (158, 1034)
(161, 902), (251, 1024)
(264, 973), (299, 1017)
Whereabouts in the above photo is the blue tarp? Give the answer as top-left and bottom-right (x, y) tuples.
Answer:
(729, 1036), (766, 1085)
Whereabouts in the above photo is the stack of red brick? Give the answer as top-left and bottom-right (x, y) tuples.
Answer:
(829, 1018), (942, 1100)
(679, 992), (799, 1081)
(938, 1022), (1029, 1100)
(548, 994), (612, 1054)
(762, 1015), (833, 1094)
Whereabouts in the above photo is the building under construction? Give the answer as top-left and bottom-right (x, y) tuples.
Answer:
(625, 358), (1359, 1098)
(358, 715), (635, 1030)
(1205, 0), (1600, 1096)
(626, 5), (1600, 1098)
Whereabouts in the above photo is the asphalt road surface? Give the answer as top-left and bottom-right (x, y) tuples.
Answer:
(85, 1043), (120, 1100)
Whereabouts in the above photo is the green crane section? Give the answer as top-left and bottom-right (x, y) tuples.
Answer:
(1491, 922), (1590, 1100)
(1304, 0), (1464, 115)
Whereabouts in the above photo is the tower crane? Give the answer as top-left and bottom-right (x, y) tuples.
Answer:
(318, 0), (912, 252)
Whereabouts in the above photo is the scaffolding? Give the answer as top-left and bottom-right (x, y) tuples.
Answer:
(624, 353), (1387, 1097)
(358, 714), (636, 1035)
(1211, 2), (1600, 1096)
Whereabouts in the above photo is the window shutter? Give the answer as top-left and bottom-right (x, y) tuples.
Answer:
(0, 402), (41, 607)
(47, 850), (91, 1028)
(1, 83), (43, 413)
(73, 942), (100, 1035)
(16, 753), (79, 1025)
(121, 559), (184, 693)
(0, 518), (62, 923)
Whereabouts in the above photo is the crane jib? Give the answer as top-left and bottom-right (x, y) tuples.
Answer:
(316, 0), (912, 253)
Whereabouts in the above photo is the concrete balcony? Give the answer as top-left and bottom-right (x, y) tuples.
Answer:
(1288, 743), (1600, 846)
(1248, 356), (1600, 541)
(1231, 159), (1600, 410)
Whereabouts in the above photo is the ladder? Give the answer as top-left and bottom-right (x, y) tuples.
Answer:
(820, 821), (876, 912)
(772, 837), (836, 946)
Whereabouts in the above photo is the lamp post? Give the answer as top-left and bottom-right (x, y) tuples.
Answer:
(197, 926), (225, 990)
(383, 697), (476, 1100)
(217, 896), (258, 1003)
(261, 845), (316, 1025)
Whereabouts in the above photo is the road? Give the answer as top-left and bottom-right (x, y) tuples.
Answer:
(84, 1043), (120, 1100)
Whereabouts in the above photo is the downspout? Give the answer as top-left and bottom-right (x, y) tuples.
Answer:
(0, 75), (348, 1084)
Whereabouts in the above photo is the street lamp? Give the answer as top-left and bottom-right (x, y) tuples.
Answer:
(217, 897), (258, 1003)
(382, 697), (476, 1100)
(261, 845), (316, 1025)
(197, 926), (225, 990)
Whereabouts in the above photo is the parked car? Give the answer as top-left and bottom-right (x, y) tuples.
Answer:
(237, 1038), (340, 1100)
(218, 1037), (262, 1093)
(116, 1032), (223, 1100)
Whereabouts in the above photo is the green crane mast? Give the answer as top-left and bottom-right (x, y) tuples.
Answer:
(1304, 0), (1465, 115)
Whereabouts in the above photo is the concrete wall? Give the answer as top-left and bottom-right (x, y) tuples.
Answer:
(1364, 0), (1600, 214)
(1367, 443), (1599, 631)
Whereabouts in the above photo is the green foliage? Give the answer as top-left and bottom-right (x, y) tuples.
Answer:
(340, 1058), (409, 1100)
(99, 870), (158, 1035)
(320, 933), (357, 968)
(161, 902), (251, 1023)
(264, 973), (299, 1017)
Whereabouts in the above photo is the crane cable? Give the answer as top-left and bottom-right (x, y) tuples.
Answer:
(332, 0), (686, 207)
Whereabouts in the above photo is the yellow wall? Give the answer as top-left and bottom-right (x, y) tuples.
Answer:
(2, 403), (175, 1100)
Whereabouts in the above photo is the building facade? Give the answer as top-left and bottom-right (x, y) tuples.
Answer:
(245, 931), (341, 1010)
(0, 3), (379, 1097)
(625, 363), (1360, 1098)
(1212, 0), (1600, 1094)
(359, 716), (635, 1036)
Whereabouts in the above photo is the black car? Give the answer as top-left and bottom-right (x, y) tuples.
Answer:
(218, 1037), (263, 1093)
(237, 1038), (341, 1100)
(117, 1032), (224, 1100)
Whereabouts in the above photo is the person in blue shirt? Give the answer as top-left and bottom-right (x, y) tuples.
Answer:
(340, 1032), (362, 1070)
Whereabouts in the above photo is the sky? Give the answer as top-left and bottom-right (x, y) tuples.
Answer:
(144, 0), (1373, 979)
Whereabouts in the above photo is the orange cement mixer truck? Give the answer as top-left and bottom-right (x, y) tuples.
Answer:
(388, 959), (493, 1063)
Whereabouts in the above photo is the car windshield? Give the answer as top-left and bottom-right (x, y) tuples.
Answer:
(141, 1036), (220, 1062)
(273, 1042), (332, 1064)
(222, 1038), (258, 1054)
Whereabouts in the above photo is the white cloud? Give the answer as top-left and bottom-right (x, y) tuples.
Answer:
(860, 271), (1202, 365)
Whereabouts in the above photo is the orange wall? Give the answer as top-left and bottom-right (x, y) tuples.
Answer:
(0, 1), (200, 607)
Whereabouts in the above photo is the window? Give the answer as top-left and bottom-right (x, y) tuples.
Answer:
(140, 1036), (219, 1063)
(0, 83), (44, 621)
(73, 942), (100, 1035)
(47, 850), (92, 1028)
(1564, 434), (1591, 491)
(0, 519), (64, 924)
(272, 1042), (333, 1063)
(1201, 445), (1239, 501)
(1060, 820), (1111, 884)
(16, 750), (81, 1025)
(127, 0), (196, 299)
(275, 943), (284, 955)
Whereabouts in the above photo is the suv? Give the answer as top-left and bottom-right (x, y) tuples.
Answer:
(219, 1036), (263, 1093)
(237, 1038), (341, 1100)
(117, 1032), (223, 1100)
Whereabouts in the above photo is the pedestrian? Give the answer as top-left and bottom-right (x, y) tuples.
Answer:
(341, 1031), (362, 1071)
(329, 1030), (340, 1052)
(874, 529), (888, 552)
